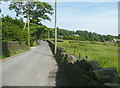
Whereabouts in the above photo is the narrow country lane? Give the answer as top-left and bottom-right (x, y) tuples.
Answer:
(1, 41), (58, 86)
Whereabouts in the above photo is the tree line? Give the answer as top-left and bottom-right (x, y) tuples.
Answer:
(2, 14), (118, 43)
(44, 28), (118, 42)
(76, 30), (114, 42)
(2, 16), (49, 45)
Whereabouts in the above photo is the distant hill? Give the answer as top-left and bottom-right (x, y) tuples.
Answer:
(76, 30), (113, 42)
(44, 27), (117, 42)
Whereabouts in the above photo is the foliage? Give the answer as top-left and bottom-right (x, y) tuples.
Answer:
(2, 15), (50, 46)
(43, 28), (77, 39)
(45, 28), (115, 42)
(63, 35), (81, 40)
(8, 1), (54, 45)
(42, 28), (55, 38)
(9, 1), (53, 25)
(58, 28), (74, 36)
(30, 23), (47, 45)
(0, 2), (1, 13)
(76, 30), (114, 42)
(2, 16), (27, 43)
(113, 34), (120, 39)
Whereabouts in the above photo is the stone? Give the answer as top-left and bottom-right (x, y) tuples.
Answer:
(104, 83), (120, 88)
(69, 55), (77, 61)
(61, 48), (65, 52)
(94, 67), (119, 83)
(88, 61), (101, 71)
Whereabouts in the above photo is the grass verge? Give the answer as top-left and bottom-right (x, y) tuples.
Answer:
(0, 48), (29, 60)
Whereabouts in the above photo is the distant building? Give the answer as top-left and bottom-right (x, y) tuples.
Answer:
(73, 34), (79, 37)
(112, 38), (120, 42)
(59, 36), (63, 39)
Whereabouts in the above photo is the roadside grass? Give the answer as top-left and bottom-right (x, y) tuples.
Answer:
(1, 41), (42, 60)
(57, 40), (119, 74)
(1, 48), (29, 60)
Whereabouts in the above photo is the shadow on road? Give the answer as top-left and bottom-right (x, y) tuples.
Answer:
(55, 64), (70, 86)
(31, 50), (69, 86)
(31, 45), (69, 86)
(31, 51), (54, 57)
(54, 54), (70, 86)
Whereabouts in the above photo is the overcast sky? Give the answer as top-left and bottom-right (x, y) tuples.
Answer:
(1, 1), (118, 36)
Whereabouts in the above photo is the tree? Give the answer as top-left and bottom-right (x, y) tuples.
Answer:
(104, 35), (113, 41)
(9, 1), (53, 25)
(30, 23), (46, 45)
(9, 1), (53, 45)
(0, 2), (1, 13)
(2, 16), (27, 43)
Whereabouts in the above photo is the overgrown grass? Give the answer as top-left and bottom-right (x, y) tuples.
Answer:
(57, 40), (119, 74)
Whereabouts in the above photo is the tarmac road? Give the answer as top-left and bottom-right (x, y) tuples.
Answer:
(1, 41), (57, 86)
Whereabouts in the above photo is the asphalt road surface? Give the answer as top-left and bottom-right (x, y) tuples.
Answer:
(1, 41), (58, 86)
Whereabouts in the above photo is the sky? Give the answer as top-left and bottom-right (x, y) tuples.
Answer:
(1, 1), (118, 36)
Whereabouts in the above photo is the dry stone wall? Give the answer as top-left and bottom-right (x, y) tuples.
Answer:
(47, 40), (120, 87)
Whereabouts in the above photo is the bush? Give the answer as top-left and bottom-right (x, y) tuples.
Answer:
(63, 35), (81, 40)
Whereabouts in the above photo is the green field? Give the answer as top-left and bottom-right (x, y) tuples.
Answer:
(56, 39), (119, 74)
